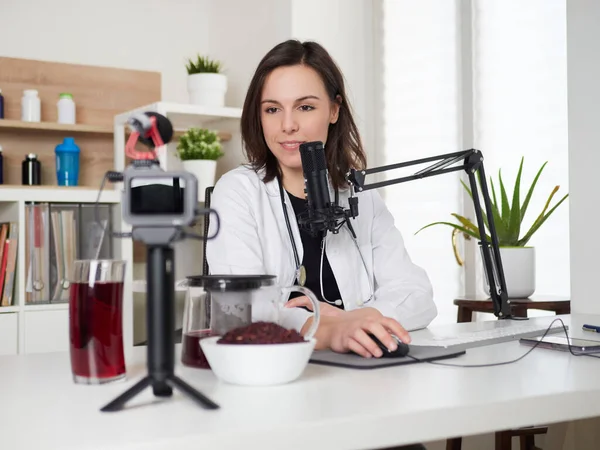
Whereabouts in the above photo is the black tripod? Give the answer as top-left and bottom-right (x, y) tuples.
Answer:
(101, 246), (219, 412)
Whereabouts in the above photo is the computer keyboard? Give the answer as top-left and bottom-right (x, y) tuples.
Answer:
(412, 319), (568, 351)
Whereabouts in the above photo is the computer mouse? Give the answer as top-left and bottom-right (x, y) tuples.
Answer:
(367, 333), (410, 358)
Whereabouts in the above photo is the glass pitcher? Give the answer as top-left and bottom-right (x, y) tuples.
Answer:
(181, 274), (321, 369)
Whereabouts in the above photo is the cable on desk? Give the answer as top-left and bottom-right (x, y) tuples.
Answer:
(406, 318), (600, 368)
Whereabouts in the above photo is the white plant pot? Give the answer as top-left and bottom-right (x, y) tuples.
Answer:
(182, 160), (217, 201)
(483, 247), (536, 299)
(187, 73), (227, 107)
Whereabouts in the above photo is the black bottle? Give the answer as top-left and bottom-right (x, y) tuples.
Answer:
(22, 153), (41, 185)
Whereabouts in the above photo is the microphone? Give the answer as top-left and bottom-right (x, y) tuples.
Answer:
(126, 112), (173, 161)
(298, 141), (352, 236)
(300, 140), (330, 210)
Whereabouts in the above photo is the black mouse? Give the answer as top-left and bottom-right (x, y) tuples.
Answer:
(367, 333), (410, 358)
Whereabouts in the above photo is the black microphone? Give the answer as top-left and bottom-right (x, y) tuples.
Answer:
(298, 141), (350, 236)
(300, 141), (330, 212)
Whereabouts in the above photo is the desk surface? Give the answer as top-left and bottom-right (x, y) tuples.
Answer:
(2, 314), (600, 450)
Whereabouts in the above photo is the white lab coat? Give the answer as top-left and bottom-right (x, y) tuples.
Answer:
(206, 165), (437, 333)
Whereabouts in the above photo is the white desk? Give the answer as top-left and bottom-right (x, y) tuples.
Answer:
(2, 314), (600, 450)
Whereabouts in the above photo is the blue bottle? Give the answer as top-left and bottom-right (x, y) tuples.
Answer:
(55, 137), (80, 186)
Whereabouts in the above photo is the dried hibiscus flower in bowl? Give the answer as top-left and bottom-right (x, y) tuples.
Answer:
(199, 321), (316, 386)
(217, 321), (305, 345)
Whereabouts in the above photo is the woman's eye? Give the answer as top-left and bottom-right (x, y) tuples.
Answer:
(265, 107), (279, 114)
(299, 105), (315, 111)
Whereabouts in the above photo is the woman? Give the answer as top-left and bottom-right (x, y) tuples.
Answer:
(206, 39), (437, 359)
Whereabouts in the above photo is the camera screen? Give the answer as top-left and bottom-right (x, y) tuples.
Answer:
(129, 177), (186, 215)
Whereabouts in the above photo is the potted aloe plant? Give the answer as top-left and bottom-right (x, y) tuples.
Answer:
(185, 54), (227, 107)
(416, 157), (568, 298)
(177, 127), (224, 200)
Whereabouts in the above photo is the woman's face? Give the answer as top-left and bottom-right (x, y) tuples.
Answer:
(260, 64), (340, 174)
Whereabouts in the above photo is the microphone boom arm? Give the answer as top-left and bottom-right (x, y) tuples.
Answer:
(347, 149), (511, 319)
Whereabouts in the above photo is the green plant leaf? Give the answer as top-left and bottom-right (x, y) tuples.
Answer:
(507, 157), (524, 244)
(460, 179), (490, 230)
(520, 185), (562, 242)
(451, 213), (495, 242)
(489, 199), (510, 244)
(517, 192), (569, 246)
(414, 221), (481, 241)
(490, 176), (499, 210)
(451, 213), (479, 236)
(520, 161), (547, 222)
(498, 169), (511, 227)
(460, 178), (472, 197)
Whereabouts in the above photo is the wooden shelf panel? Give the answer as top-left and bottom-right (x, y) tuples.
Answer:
(0, 119), (234, 140)
(0, 130), (114, 188)
(0, 119), (112, 134)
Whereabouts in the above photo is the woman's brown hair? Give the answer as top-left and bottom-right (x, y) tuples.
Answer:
(241, 39), (367, 190)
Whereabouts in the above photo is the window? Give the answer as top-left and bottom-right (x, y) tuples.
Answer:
(471, 0), (569, 302)
(380, 0), (462, 324)
(379, 0), (569, 324)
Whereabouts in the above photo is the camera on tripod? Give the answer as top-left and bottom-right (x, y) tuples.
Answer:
(121, 164), (199, 228)
(95, 111), (221, 412)
(121, 111), (199, 232)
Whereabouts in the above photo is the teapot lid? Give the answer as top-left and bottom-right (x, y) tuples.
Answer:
(185, 274), (276, 291)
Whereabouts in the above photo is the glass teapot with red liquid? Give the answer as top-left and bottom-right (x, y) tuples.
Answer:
(181, 274), (321, 369)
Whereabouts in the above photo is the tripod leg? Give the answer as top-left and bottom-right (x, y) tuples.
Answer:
(100, 376), (151, 412)
(152, 380), (172, 397)
(169, 375), (220, 410)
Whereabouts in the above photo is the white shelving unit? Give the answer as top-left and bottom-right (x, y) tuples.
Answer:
(0, 186), (133, 356)
(114, 102), (242, 344)
(0, 103), (243, 354)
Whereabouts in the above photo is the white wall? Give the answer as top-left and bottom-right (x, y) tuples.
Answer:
(0, 0), (210, 103)
(207, 0), (292, 109)
(567, 0), (600, 314)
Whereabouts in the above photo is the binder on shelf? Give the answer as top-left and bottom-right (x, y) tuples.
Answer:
(49, 204), (78, 303)
(0, 223), (9, 297)
(25, 202), (116, 305)
(79, 204), (112, 260)
(0, 222), (18, 307)
(25, 203), (50, 304)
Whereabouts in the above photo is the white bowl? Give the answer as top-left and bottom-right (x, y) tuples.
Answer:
(199, 336), (317, 386)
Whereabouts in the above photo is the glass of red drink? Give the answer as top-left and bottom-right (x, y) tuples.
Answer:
(69, 259), (126, 384)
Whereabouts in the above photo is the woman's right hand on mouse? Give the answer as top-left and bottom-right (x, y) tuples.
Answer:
(302, 307), (410, 358)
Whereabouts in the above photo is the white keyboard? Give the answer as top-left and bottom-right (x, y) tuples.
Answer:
(412, 320), (568, 350)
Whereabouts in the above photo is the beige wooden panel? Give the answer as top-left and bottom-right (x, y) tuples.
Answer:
(0, 57), (161, 125)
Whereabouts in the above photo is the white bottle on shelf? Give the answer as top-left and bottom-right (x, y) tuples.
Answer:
(21, 89), (41, 122)
(57, 93), (76, 124)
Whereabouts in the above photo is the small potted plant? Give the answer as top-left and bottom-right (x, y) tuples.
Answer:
(416, 157), (568, 298)
(177, 128), (224, 200)
(186, 54), (227, 107)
